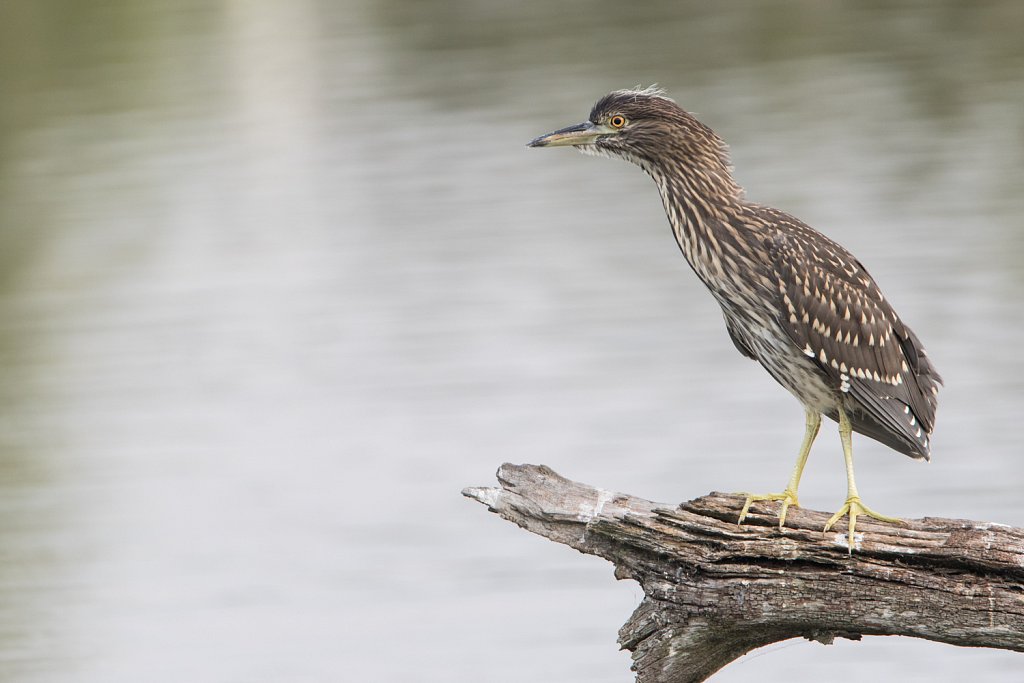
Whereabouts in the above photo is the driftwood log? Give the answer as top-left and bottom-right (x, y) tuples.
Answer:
(463, 463), (1024, 683)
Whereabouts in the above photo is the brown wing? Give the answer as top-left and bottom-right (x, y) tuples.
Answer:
(765, 215), (942, 459)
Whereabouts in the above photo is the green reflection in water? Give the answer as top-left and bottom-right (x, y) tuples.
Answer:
(0, 1), (1021, 680)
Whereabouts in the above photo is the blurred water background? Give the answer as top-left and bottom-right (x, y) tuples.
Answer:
(1, 1), (1023, 681)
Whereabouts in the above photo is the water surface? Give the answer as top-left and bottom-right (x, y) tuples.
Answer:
(0, 1), (1022, 681)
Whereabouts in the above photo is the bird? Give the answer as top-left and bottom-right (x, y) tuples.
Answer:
(528, 87), (941, 550)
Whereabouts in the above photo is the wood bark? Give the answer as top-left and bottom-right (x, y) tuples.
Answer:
(463, 463), (1024, 683)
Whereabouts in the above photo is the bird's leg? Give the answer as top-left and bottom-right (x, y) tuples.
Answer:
(738, 409), (821, 528)
(823, 405), (902, 552)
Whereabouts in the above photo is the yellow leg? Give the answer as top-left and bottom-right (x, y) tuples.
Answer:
(823, 405), (901, 552)
(738, 409), (821, 528)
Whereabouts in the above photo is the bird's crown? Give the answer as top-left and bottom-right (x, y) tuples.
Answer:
(588, 86), (678, 124)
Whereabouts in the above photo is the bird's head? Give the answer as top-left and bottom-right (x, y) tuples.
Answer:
(528, 87), (739, 197)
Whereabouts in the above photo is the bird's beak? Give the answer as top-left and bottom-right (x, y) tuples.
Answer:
(528, 121), (614, 148)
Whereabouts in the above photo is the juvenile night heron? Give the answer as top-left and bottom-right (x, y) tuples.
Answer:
(529, 88), (941, 548)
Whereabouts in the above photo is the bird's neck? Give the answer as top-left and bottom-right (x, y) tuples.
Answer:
(644, 157), (746, 283)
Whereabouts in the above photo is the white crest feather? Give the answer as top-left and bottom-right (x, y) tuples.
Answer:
(611, 84), (672, 102)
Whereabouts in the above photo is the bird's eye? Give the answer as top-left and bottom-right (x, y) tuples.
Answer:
(609, 115), (627, 129)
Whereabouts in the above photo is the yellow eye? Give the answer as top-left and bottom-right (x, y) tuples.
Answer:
(609, 115), (627, 128)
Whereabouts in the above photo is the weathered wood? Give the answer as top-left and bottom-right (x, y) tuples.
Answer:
(463, 464), (1024, 683)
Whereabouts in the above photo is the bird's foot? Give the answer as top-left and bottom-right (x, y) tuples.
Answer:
(823, 496), (902, 553)
(737, 489), (800, 528)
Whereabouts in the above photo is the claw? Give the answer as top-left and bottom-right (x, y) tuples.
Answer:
(738, 489), (800, 528)
(823, 495), (902, 553)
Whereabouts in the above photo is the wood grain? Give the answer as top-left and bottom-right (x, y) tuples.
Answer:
(464, 464), (1024, 683)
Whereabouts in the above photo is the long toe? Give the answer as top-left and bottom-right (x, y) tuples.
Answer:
(738, 490), (800, 528)
(823, 496), (902, 552)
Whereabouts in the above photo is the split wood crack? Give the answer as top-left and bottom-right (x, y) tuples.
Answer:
(463, 463), (1024, 683)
